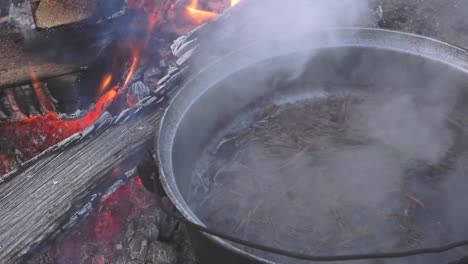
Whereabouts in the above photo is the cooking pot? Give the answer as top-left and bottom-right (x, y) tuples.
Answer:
(156, 28), (468, 264)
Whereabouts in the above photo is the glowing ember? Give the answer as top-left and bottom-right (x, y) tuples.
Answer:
(45, 177), (158, 264)
(0, 87), (118, 175)
(186, 0), (219, 24)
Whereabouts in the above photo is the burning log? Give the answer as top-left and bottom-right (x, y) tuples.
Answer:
(0, 21), (193, 260)
(0, 32), (102, 89)
(30, 0), (124, 29)
(0, 74), (184, 264)
(0, 1), (142, 90)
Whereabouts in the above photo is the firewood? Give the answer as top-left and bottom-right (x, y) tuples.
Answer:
(0, 28), (191, 263)
(30, 0), (124, 29)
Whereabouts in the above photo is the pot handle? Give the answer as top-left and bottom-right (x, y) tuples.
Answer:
(137, 150), (180, 241)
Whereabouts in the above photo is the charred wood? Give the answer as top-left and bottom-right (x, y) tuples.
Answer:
(0, 8), (135, 89)
(16, 85), (41, 116)
(30, 80), (55, 114)
(3, 88), (27, 120)
(0, 98), (165, 263)
(46, 74), (80, 115)
(0, 32), (189, 262)
(31, 0), (125, 29)
(0, 33), (87, 89)
(0, 73), (81, 122)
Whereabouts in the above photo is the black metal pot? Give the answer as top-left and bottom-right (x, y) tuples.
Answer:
(156, 28), (468, 264)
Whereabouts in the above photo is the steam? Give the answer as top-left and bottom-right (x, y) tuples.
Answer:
(358, 93), (454, 164)
(181, 0), (468, 263)
(187, 0), (375, 79)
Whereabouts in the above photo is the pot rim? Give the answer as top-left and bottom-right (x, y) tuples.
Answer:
(157, 27), (468, 263)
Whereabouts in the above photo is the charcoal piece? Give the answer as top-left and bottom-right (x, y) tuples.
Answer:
(3, 88), (26, 120)
(157, 197), (180, 242)
(80, 124), (95, 139)
(0, 108), (8, 120)
(95, 111), (113, 131)
(143, 67), (162, 84)
(16, 85), (41, 116)
(129, 233), (148, 261)
(31, 82), (56, 114)
(130, 81), (150, 102)
(113, 108), (133, 124)
(14, 148), (24, 164)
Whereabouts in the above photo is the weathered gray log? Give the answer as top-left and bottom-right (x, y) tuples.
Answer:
(0, 103), (160, 263)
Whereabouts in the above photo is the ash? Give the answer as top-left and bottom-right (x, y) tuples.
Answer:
(29, 178), (196, 264)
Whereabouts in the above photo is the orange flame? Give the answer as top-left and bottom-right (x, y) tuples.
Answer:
(78, 87), (118, 129)
(98, 73), (113, 95)
(0, 86), (118, 173)
(186, 0), (219, 24)
(122, 0), (160, 91)
(122, 45), (141, 90)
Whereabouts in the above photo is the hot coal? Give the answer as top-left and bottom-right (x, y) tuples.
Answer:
(188, 89), (468, 263)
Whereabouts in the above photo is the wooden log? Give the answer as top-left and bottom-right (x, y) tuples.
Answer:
(0, 31), (103, 89)
(0, 33), (187, 262)
(0, 34), (81, 88)
(31, 0), (124, 29)
(0, 7), (135, 89)
(0, 106), (162, 263)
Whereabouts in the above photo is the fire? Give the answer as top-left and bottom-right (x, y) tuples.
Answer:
(122, 45), (141, 90)
(135, 176), (143, 186)
(0, 0), (242, 176)
(98, 73), (113, 95)
(185, 0), (241, 26)
(47, 177), (156, 263)
(122, 0), (161, 91)
(0, 67), (117, 174)
(0, 87), (118, 175)
(186, 0), (219, 24)
(78, 87), (118, 128)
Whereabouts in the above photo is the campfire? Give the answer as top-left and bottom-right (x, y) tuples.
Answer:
(0, 0), (239, 176)
(0, 0), (238, 263)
